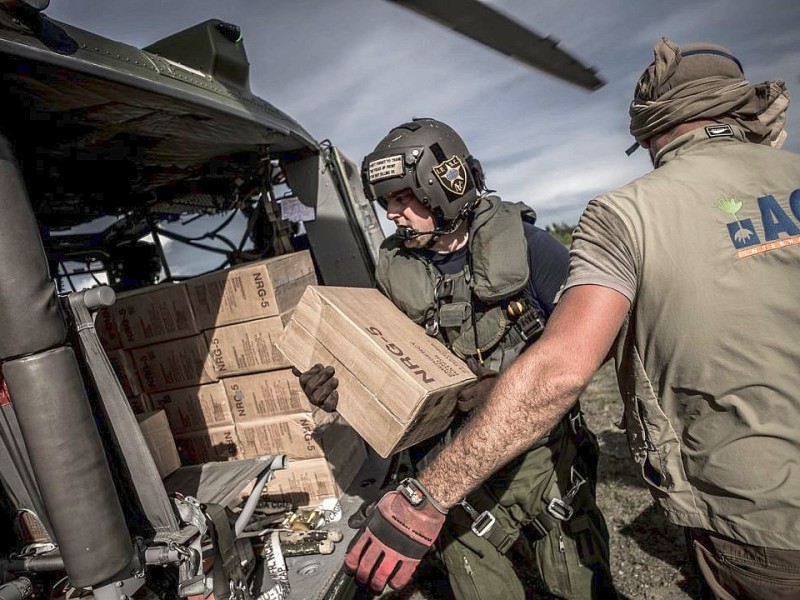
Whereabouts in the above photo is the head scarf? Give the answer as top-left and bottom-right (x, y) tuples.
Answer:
(629, 37), (789, 148)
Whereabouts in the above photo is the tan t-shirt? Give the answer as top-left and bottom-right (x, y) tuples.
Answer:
(566, 199), (637, 302)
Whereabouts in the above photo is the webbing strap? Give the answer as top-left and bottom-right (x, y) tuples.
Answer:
(529, 464), (588, 538)
(175, 497), (208, 597)
(67, 292), (179, 533)
(467, 415), (589, 552)
(205, 503), (250, 600)
(483, 521), (516, 554)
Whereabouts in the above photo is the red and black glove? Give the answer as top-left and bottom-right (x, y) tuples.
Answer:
(292, 363), (339, 412)
(456, 357), (499, 413)
(344, 478), (447, 593)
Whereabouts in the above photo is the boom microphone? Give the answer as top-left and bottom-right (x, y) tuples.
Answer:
(396, 218), (465, 241)
(393, 194), (485, 242)
(397, 227), (446, 241)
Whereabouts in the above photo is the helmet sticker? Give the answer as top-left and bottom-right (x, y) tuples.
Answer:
(433, 155), (467, 196)
(368, 155), (404, 183)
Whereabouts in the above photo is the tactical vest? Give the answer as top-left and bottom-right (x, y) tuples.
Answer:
(376, 196), (543, 371)
(598, 126), (800, 549)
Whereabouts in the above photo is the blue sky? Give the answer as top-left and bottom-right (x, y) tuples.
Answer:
(46, 0), (800, 233)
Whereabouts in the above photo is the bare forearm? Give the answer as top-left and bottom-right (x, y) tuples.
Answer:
(418, 285), (630, 508)
(418, 344), (585, 507)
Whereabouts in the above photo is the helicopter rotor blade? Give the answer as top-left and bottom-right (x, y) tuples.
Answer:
(387, 0), (605, 91)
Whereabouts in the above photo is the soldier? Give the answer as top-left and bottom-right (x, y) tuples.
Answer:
(298, 117), (615, 598)
(343, 40), (800, 600)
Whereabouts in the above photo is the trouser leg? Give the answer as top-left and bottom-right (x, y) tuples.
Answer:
(686, 528), (800, 600)
(436, 418), (615, 600)
(439, 507), (528, 600)
(527, 423), (615, 599)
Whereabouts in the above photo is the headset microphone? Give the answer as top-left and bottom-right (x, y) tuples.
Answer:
(396, 222), (459, 241)
(397, 227), (420, 241)
(397, 227), (440, 241)
(395, 196), (483, 242)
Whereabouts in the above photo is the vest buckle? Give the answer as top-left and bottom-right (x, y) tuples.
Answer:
(425, 319), (439, 336)
(514, 309), (545, 342)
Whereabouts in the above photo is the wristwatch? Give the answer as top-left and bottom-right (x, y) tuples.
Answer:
(399, 478), (425, 506)
(397, 478), (448, 514)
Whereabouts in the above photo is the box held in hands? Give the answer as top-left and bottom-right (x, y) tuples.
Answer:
(277, 286), (475, 458)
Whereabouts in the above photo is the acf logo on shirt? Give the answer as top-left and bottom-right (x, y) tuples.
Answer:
(717, 189), (800, 259)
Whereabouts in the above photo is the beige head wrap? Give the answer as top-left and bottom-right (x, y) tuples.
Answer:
(629, 37), (790, 148)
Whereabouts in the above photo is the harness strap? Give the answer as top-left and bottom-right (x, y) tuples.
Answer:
(205, 503), (251, 600)
(458, 410), (591, 553)
(527, 465), (588, 539)
(458, 497), (517, 554)
(67, 289), (180, 534)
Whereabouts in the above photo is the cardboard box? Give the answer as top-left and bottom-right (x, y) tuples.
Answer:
(137, 410), (181, 478)
(235, 411), (358, 461)
(113, 283), (199, 349)
(222, 369), (312, 421)
(175, 425), (242, 463)
(204, 318), (290, 378)
(106, 349), (142, 397)
(150, 382), (233, 434)
(130, 335), (217, 393)
(277, 286), (475, 457)
(185, 252), (317, 330)
(261, 431), (367, 507)
(95, 307), (122, 351)
(128, 394), (152, 415)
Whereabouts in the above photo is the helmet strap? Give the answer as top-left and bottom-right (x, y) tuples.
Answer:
(397, 194), (487, 246)
(425, 193), (486, 247)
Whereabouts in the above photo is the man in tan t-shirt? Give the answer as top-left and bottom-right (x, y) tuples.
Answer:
(342, 38), (800, 600)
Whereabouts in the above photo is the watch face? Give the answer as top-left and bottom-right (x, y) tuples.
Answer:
(400, 480), (424, 506)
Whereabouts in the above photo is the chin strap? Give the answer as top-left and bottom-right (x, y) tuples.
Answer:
(396, 194), (486, 244)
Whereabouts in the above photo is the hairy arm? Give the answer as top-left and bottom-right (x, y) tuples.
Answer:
(419, 284), (630, 507)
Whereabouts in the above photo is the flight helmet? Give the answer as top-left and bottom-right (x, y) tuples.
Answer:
(361, 118), (486, 228)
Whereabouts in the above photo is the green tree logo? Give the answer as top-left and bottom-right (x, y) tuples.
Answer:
(717, 195), (754, 242)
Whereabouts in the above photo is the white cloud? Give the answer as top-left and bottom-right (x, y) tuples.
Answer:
(44, 0), (800, 231)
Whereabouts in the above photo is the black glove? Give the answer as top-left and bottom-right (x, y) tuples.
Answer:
(456, 357), (499, 412)
(347, 496), (378, 530)
(292, 364), (339, 412)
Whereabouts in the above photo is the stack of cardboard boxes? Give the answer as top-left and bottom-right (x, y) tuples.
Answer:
(96, 251), (367, 507)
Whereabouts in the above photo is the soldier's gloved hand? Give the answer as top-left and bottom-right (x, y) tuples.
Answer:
(456, 357), (499, 412)
(292, 364), (339, 412)
(344, 478), (447, 594)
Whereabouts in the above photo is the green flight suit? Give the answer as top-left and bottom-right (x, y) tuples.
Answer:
(376, 197), (615, 599)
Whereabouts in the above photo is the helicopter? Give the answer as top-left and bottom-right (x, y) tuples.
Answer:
(0, 1), (604, 598)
